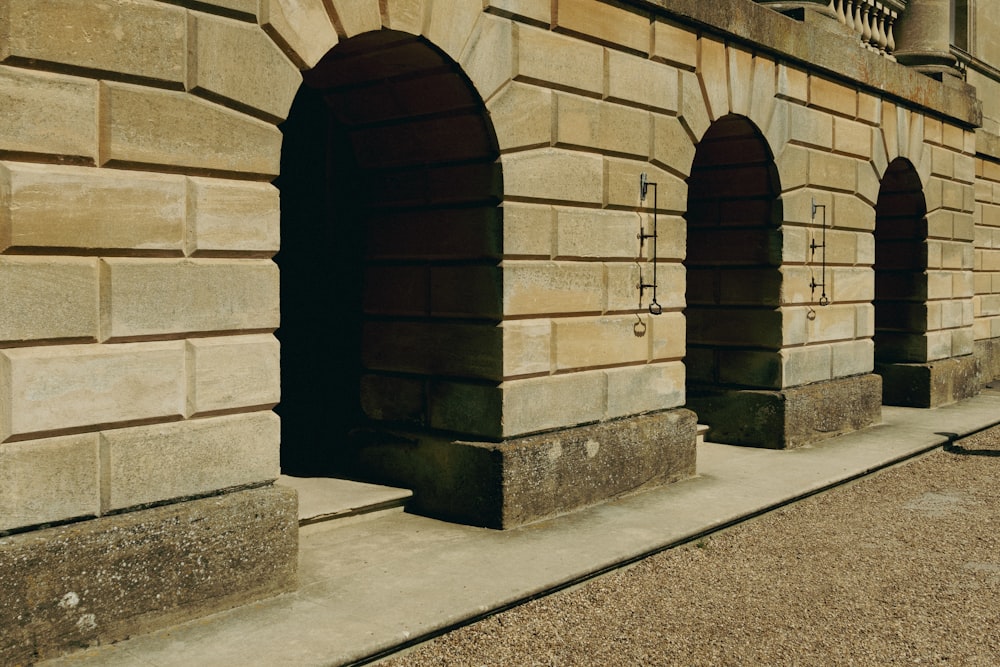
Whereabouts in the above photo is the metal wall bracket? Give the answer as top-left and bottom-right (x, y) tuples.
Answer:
(637, 173), (662, 316)
(808, 197), (830, 319)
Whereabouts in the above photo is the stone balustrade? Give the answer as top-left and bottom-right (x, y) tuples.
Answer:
(829, 0), (905, 59)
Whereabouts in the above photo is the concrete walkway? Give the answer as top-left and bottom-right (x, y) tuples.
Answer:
(44, 389), (1000, 667)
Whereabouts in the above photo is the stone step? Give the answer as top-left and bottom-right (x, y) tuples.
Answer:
(276, 475), (412, 532)
(696, 423), (710, 446)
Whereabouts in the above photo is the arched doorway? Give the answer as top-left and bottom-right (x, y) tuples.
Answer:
(874, 158), (928, 365)
(276, 31), (502, 475)
(684, 115), (783, 443)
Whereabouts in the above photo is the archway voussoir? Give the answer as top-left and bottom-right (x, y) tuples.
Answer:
(380, 0), (430, 35)
(426, 0), (486, 63)
(259, 0), (339, 70)
(327, 0), (381, 38)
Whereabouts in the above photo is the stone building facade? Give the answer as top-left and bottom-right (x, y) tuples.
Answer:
(2, 0), (999, 661)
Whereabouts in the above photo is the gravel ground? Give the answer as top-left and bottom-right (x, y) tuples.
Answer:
(380, 427), (1000, 666)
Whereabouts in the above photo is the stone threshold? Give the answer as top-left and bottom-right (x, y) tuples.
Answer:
(276, 475), (412, 530)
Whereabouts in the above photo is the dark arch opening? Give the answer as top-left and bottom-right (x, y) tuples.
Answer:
(685, 115), (783, 400)
(275, 31), (502, 476)
(874, 158), (928, 365)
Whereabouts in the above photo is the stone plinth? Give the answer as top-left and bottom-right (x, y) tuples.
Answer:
(0, 486), (297, 665)
(877, 356), (980, 408)
(688, 374), (883, 449)
(355, 409), (697, 529)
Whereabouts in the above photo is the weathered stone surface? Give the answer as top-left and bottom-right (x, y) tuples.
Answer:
(688, 374), (882, 449)
(0, 342), (185, 441)
(101, 412), (280, 511)
(327, 0), (381, 37)
(502, 148), (604, 204)
(0, 434), (99, 531)
(503, 260), (604, 316)
(100, 83), (282, 176)
(0, 257), (99, 344)
(189, 12), (302, 122)
(99, 258), (279, 340)
(877, 355), (981, 408)
(358, 409), (696, 528)
(501, 372), (605, 436)
(186, 177), (280, 255)
(0, 162), (185, 252)
(186, 335), (280, 415)
(0, 66), (97, 161)
(3, 0), (186, 83)
(0, 486), (297, 665)
(652, 19), (697, 69)
(486, 0), (550, 25)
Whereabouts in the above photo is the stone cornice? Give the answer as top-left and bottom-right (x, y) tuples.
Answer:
(621, 0), (981, 127)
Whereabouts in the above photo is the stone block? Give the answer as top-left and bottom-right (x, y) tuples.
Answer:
(187, 177), (280, 255)
(877, 356), (980, 407)
(100, 258), (278, 340)
(501, 372), (605, 436)
(360, 373), (426, 424)
(189, 12), (301, 122)
(485, 0), (550, 25)
(553, 0), (649, 53)
(101, 412), (279, 511)
(358, 409), (695, 528)
(605, 262), (643, 312)
(100, 83), (282, 177)
(515, 23), (603, 96)
(831, 266), (874, 302)
(605, 159), (687, 211)
(259, 0), (339, 68)
(652, 114), (696, 177)
(809, 75), (856, 117)
(680, 70), (711, 142)
(606, 50), (678, 113)
(3, 0), (186, 84)
(788, 104), (834, 149)
(716, 349), (782, 388)
(363, 320), (502, 380)
(782, 344), (832, 386)
(425, 0), (483, 61)
(0, 486), (296, 665)
(649, 310), (686, 360)
(698, 36), (728, 121)
(554, 207), (639, 259)
(503, 260), (604, 315)
(460, 13), (515, 103)
(806, 304), (856, 344)
(428, 380), (503, 437)
(1, 161), (185, 252)
(186, 335), (280, 416)
(605, 362), (685, 418)
(487, 82), (553, 152)
(833, 192), (875, 231)
(0, 342), (185, 440)
(0, 257), (100, 344)
(834, 117), (872, 159)
(809, 149), (857, 192)
(777, 63), (808, 103)
(378, 0), (429, 34)
(554, 316), (649, 370)
(502, 203), (553, 257)
(857, 160), (881, 205)
(652, 20), (697, 70)
(502, 148), (603, 205)
(430, 264), (502, 318)
(750, 55), (777, 128)
(555, 94), (650, 158)
(0, 434), (99, 531)
(0, 66), (97, 161)
(327, 0), (381, 37)
(688, 374), (881, 449)
(931, 145), (956, 179)
(502, 319), (551, 377)
(857, 92), (881, 125)
(728, 46), (753, 117)
(652, 216), (686, 261)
